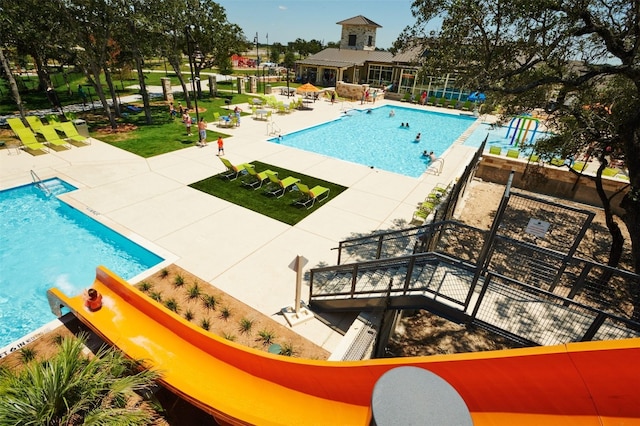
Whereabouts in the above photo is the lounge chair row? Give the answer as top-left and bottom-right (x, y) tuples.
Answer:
(411, 183), (450, 224)
(7, 117), (90, 153)
(218, 158), (330, 209)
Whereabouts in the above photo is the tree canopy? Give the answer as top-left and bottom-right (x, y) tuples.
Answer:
(395, 0), (639, 274)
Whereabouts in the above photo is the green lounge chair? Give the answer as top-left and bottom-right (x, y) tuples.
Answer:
(38, 125), (71, 149)
(58, 121), (90, 145)
(14, 128), (48, 153)
(294, 183), (330, 209)
(506, 149), (520, 159)
(26, 115), (46, 132)
(550, 158), (565, 167)
(242, 165), (277, 190)
(264, 171), (300, 198)
(489, 146), (502, 155)
(7, 117), (28, 134)
(218, 157), (248, 180)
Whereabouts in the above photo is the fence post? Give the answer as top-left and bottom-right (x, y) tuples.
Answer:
(465, 171), (514, 308)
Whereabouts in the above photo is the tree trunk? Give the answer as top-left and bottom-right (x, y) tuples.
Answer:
(102, 65), (121, 118)
(88, 63), (117, 129)
(168, 57), (191, 109)
(618, 114), (640, 323)
(32, 54), (52, 92)
(594, 159), (625, 268)
(135, 56), (152, 124)
(0, 48), (26, 121)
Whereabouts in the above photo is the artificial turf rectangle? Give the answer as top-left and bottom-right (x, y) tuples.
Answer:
(189, 161), (347, 225)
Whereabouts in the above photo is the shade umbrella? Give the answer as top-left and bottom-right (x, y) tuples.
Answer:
(296, 82), (320, 94)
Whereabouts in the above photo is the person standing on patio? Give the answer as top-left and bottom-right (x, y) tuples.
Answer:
(183, 112), (192, 136)
(198, 117), (207, 147)
(217, 136), (224, 156)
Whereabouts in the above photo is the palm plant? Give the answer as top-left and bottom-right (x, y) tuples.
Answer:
(0, 334), (161, 425)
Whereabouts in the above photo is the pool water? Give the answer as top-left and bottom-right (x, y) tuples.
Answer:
(0, 179), (163, 348)
(464, 122), (552, 155)
(269, 105), (477, 177)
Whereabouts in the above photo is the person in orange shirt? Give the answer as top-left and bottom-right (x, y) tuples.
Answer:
(84, 288), (103, 311)
(217, 136), (224, 156)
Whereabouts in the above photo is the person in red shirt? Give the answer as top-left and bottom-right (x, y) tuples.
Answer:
(84, 288), (103, 311)
(217, 136), (224, 156)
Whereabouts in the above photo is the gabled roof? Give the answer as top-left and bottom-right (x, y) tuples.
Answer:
(336, 15), (382, 28)
(391, 45), (425, 64)
(296, 48), (394, 68)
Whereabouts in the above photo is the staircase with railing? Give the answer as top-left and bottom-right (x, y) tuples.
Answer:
(309, 220), (640, 347)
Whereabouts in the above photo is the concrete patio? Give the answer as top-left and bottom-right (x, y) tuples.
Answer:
(0, 92), (480, 353)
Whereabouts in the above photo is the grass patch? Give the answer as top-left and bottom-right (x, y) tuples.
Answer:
(96, 101), (239, 158)
(189, 161), (347, 225)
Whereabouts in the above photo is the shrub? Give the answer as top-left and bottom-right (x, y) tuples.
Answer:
(139, 281), (153, 292)
(164, 298), (179, 313)
(219, 306), (231, 320)
(173, 274), (185, 287)
(19, 347), (37, 363)
(150, 291), (163, 302)
(239, 317), (254, 334)
(223, 332), (236, 341)
(184, 309), (194, 321)
(202, 294), (217, 310)
(159, 268), (169, 279)
(280, 342), (296, 357)
(258, 329), (276, 346)
(200, 318), (210, 330)
(51, 334), (64, 346)
(187, 282), (201, 299)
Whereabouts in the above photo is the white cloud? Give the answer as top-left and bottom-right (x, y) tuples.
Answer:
(278, 5), (287, 10)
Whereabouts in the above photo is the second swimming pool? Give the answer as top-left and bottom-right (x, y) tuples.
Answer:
(269, 105), (477, 178)
(0, 179), (164, 349)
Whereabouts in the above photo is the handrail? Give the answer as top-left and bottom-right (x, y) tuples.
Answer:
(426, 158), (445, 175)
(30, 169), (51, 196)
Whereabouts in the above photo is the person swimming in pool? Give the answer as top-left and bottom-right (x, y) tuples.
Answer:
(415, 133), (421, 142)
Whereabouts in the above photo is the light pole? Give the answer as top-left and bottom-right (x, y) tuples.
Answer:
(286, 67), (290, 98)
(254, 32), (259, 91)
(185, 26), (200, 126)
(263, 65), (269, 95)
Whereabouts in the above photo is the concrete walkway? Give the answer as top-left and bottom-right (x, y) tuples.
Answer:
(0, 91), (480, 353)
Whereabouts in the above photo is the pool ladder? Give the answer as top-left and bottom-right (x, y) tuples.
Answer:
(30, 169), (51, 196)
(267, 121), (281, 136)
(425, 158), (445, 176)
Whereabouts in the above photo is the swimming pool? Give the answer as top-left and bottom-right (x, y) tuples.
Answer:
(0, 179), (164, 349)
(269, 105), (477, 178)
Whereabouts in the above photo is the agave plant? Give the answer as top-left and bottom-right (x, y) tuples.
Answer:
(0, 334), (161, 425)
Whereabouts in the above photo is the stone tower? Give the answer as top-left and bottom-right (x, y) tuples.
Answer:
(337, 15), (382, 51)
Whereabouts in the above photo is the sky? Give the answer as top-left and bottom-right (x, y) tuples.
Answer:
(216, 0), (420, 50)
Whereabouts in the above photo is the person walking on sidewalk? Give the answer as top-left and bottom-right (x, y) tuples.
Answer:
(183, 112), (192, 136)
(217, 136), (224, 156)
(197, 117), (207, 146)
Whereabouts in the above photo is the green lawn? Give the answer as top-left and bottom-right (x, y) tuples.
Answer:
(95, 98), (252, 157)
(189, 161), (347, 225)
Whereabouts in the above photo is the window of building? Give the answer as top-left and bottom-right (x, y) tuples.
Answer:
(367, 65), (394, 86)
(348, 35), (356, 46)
(368, 36), (373, 47)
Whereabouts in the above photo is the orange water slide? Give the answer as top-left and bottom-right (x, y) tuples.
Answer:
(49, 266), (640, 425)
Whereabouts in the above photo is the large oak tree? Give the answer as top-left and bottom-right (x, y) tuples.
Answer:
(395, 0), (639, 276)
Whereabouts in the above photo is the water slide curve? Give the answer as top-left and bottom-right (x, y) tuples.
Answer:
(48, 266), (640, 425)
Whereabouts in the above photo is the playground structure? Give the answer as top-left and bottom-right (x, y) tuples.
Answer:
(506, 115), (539, 147)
